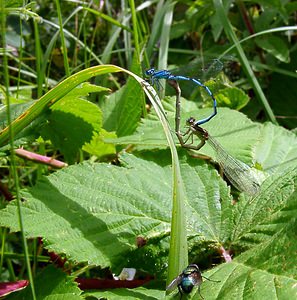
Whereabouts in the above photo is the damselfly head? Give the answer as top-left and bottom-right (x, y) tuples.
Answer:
(186, 117), (196, 126)
(145, 68), (155, 76)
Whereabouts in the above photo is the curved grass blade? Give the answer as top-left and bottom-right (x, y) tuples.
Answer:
(0, 64), (188, 296)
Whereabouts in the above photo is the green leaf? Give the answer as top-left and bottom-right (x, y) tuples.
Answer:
(100, 76), (144, 137)
(50, 82), (105, 131)
(0, 101), (49, 151)
(109, 98), (261, 165)
(82, 128), (117, 158)
(40, 109), (94, 163)
(0, 101), (36, 130)
(254, 122), (297, 174)
(255, 36), (290, 63)
(84, 287), (164, 299)
(231, 166), (297, 249)
(9, 265), (82, 300)
(200, 261), (297, 300)
(267, 60), (297, 129)
(216, 87), (250, 110)
(0, 65), (139, 147)
(40, 83), (105, 162)
(4, 0), (23, 8)
(0, 152), (231, 268)
(170, 20), (191, 40)
(100, 56), (145, 138)
(237, 215), (297, 277)
(1, 154), (297, 298)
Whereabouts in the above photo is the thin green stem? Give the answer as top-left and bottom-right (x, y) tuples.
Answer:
(16, 17), (23, 99)
(34, 20), (43, 98)
(55, 0), (70, 76)
(0, 228), (6, 275)
(129, 0), (140, 59)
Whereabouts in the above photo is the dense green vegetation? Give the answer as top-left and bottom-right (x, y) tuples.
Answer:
(1, 0), (297, 299)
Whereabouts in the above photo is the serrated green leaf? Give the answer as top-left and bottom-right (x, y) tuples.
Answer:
(0, 65), (141, 148)
(254, 122), (297, 174)
(84, 287), (164, 299)
(216, 87), (250, 110)
(9, 265), (82, 300)
(201, 262), (297, 300)
(101, 77), (144, 137)
(40, 109), (94, 163)
(0, 152), (232, 267)
(255, 36), (290, 63)
(50, 83), (104, 131)
(237, 215), (297, 277)
(231, 166), (297, 248)
(40, 83), (105, 162)
(108, 98), (261, 165)
(0, 153), (296, 298)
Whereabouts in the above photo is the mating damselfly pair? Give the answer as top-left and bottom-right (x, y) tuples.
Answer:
(145, 60), (260, 196)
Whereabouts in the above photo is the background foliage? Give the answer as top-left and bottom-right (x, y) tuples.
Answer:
(1, 0), (297, 299)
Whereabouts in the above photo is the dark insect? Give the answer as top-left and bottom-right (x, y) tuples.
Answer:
(166, 264), (219, 299)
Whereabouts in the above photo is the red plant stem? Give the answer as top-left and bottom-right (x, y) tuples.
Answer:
(0, 280), (29, 297)
(236, 0), (255, 35)
(219, 246), (232, 262)
(15, 148), (67, 168)
(0, 181), (14, 201)
(76, 277), (152, 290)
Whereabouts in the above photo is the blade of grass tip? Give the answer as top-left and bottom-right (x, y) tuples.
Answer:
(213, 0), (277, 125)
(55, 0), (70, 76)
(158, 0), (175, 99)
(0, 2), (36, 298)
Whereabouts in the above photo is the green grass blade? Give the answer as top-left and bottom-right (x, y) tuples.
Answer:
(214, 0), (277, 124)
(33, 20), (43, 98)
(158, 0), (175, 99)
(141, 83), (188, 291)
(55, 0), (70, 76)
(0, 63), (188, 297)
(129, 0), (140, 58)
(83, 6), (132, 33)
(221, 25), (297, 59)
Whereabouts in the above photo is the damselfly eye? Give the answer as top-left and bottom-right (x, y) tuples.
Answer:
(145, 68), (155, 75)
